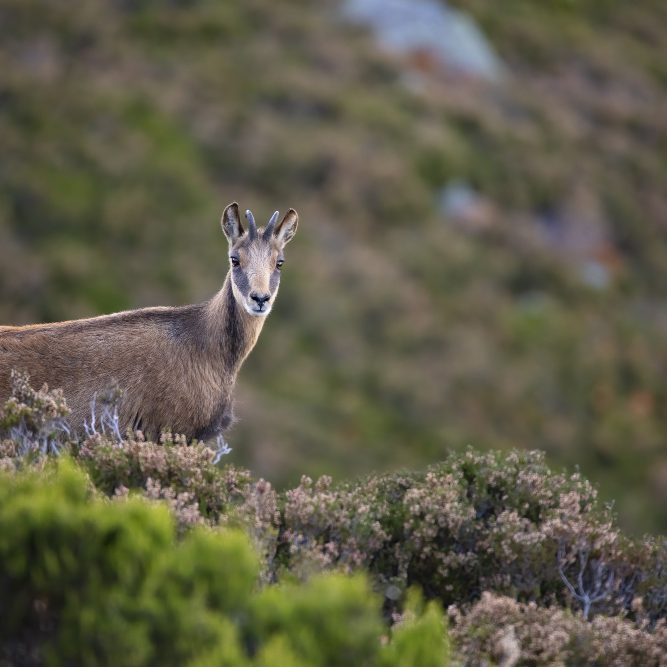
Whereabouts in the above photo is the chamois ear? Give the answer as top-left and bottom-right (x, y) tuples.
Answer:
(221, 202), (244, 244)
(274, 209), (299, 246)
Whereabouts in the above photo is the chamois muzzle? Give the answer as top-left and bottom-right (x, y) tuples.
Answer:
(250, 292), (271, 311)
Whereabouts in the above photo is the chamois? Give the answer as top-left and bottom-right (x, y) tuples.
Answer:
(0, 202), (298, 442)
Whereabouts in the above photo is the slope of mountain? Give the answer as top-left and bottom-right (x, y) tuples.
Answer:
(1, 0), (666, 531)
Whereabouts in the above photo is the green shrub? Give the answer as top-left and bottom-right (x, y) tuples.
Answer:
(0, 459), (175, 665)
(0, 461), (273, 665)
(0, 461), (451, 667)
(247, 573), (450, 667)
(380, 591), (450, 667)
(249, 573), (383, 667)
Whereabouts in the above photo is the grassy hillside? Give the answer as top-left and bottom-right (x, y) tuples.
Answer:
(1, 0), (667, 531)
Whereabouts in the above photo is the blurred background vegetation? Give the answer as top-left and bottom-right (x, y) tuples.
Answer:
(1, 0), (666, 533)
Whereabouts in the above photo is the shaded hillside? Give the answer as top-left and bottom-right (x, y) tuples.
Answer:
(1, 0), (667, 531)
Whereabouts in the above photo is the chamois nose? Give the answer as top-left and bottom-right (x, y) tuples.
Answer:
(250, 292), (271, 306)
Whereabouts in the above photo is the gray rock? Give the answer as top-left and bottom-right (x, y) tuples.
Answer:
(437, 180), (496, 230)
(343, 0), (503, 81)
(438, 180), (480, 218)
(580, 261), (610, 290)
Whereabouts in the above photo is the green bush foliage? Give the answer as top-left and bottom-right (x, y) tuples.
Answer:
(0, 460), (449, 667)
(0, 460), (176, 665)
(381, 591), (450, 667)
(249, 574), (384, 667)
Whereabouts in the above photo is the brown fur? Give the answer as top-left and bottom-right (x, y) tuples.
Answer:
(0, 203), (298, 442)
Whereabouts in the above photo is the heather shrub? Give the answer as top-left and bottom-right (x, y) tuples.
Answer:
(78, 435), (281, 560)
(449, 592), (667, 667)
(230, 477), (281, 582)
(0, 376), (277, 540)
(76, 432), (253, 525)
(0, 371), (71, 460)
(279, 450), (666, 622)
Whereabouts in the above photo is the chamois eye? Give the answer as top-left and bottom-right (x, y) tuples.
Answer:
(276, 259), (284, 270)
(230, 257), (240, 268)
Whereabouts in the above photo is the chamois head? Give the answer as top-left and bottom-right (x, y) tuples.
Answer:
(221, 202), (299, 317)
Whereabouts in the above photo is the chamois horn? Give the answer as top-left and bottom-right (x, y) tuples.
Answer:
(263, 210), (280, 240)
(245, 209), (258, 240)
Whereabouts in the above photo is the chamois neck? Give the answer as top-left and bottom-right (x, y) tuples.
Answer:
(205, 273), (265, 374)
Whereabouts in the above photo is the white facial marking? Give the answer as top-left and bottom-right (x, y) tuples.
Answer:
(232, 234), (279, 317)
